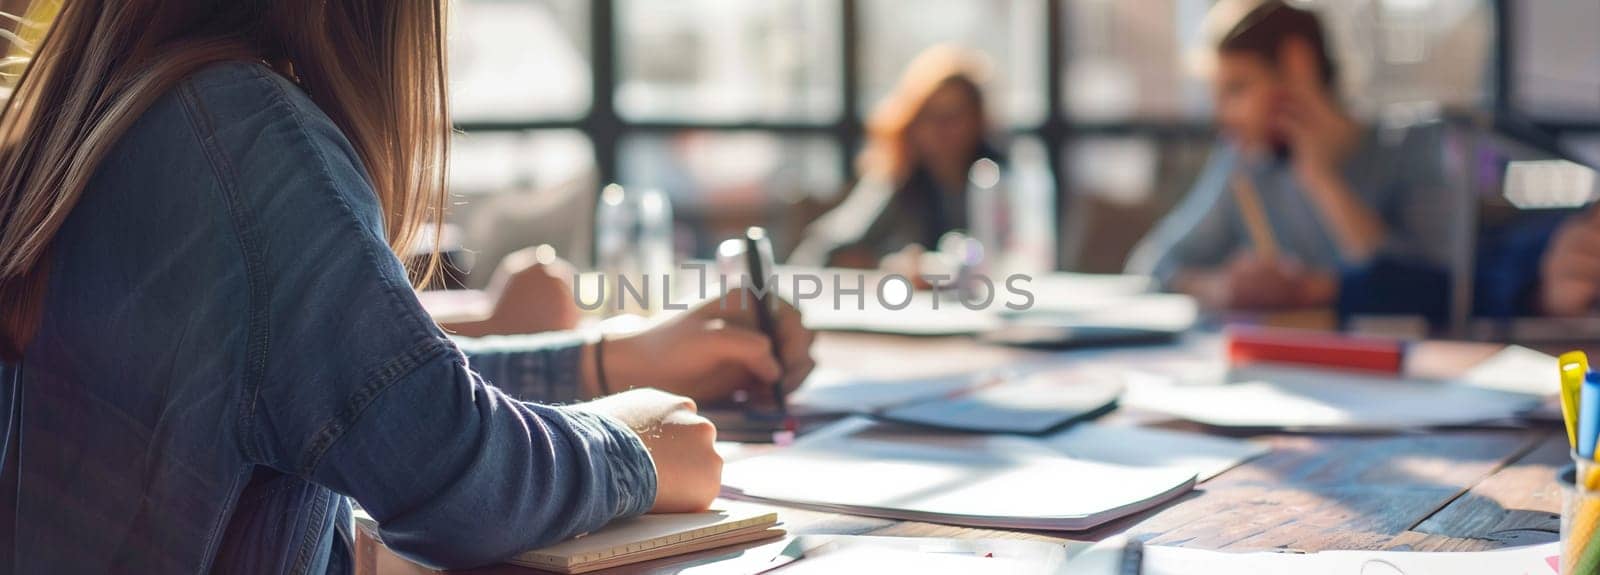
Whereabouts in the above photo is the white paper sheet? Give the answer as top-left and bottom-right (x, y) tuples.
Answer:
(798, 291), (1002, 336)
(790, 364), (1128, 430)
(1460, 345), (1559, 395)
(1017, 292), (1199, 333)
(787, 369), (983, 415)
(796, 272), (1192, 336)
(1126, 542), (1560, 575)
(768, 536), (1073, 575)
(721, 418), (1196, 531)
(807, 417), (1264, 482)
(1043, 423), (1268, 481)
(1124, 364), (1543, 431)
(773, 546), (1035, 574)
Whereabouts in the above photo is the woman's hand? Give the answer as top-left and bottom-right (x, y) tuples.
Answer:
(1540, 213), (1600, 316)
(576, 389), (722, 513)
(597, 288), (817, 404)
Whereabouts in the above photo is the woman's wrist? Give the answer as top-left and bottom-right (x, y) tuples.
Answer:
(578, 342), (602, 399)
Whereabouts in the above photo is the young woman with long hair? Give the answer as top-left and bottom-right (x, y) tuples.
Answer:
(790, 45), (1001, 269)
(0, 1), (813, 572)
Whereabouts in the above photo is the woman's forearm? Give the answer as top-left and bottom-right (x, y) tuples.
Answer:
(451, 332), (596, 403)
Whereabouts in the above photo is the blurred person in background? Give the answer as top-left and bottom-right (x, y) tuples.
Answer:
(1535, 211), (1600, 316)
(1125, 0), (1452, 312)
(1472, 206), (1600, 318)
(791, 45), (1003, 272)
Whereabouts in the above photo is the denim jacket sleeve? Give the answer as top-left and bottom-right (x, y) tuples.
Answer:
(180, 63), (655, 569)
(451, 332), (592, 404)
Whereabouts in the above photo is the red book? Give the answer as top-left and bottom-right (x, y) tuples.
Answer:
(1225, 327), (1406, 373)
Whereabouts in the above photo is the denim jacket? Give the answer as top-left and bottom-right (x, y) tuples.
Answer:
(0, 61), (655, 573)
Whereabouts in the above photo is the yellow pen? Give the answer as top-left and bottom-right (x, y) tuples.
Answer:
(1562, 351), (1590, 450)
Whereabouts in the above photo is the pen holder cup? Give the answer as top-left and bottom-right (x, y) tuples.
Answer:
(1562, 454), (1600, 574)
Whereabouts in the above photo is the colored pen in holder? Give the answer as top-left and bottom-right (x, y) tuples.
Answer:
(1561, 454), (1600, 575)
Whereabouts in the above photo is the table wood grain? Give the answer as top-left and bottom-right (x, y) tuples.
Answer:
(358, 332), (1568, 574)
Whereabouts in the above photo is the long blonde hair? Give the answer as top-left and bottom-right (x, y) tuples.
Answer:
(0, 0), (450, 359)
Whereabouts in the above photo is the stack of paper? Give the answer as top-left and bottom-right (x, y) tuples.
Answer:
(721, 418), (1205, 530)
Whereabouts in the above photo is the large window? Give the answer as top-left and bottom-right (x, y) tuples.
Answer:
(1061, 0), (1213, 121)
(615, 0), (842, 122)
(1059, 0), (1492, 122)
(447, 0), (1523, 276)
(450, 0), (591, 121)
(618, 132), (843, 256)
(1512, 2), (1600, 124)
(859, 0), (1048, 127)
(1305, 0), (1492, 113)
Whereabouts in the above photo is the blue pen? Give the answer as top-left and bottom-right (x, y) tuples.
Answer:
(1581, 372), (1600, 459)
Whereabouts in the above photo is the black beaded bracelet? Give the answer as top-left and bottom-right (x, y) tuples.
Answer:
(594, 335), (612, 396)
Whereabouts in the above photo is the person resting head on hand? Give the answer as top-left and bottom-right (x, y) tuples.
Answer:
(1125, 0), (1454, 312)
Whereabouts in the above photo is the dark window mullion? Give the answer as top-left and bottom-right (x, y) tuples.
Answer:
(839, 0), (863, 182)
(588, 0), (620, 189)
(1491, 0), (1513, 121)
(1045, 0), (1068, 271)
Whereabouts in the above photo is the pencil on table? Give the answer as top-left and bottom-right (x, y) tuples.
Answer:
(1232, 172), (1280, 261)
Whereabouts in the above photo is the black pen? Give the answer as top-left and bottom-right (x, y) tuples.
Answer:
(742, 227), (787, 414)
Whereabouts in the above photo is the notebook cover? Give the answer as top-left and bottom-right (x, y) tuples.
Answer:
(507, 509), (779, 572)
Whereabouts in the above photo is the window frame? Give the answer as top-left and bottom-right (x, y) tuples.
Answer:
(453, 0), (1539, 270)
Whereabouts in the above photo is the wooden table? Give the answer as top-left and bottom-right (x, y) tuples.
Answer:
(358, 332), (1577, 574)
